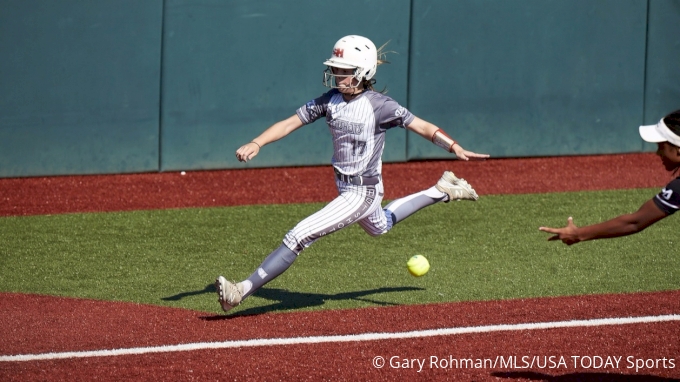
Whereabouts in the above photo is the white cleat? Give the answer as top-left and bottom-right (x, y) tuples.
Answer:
(215, 276), (243, 312)
(435, 171), (479, 202)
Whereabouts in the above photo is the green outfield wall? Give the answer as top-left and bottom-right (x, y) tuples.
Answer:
(0, 0), (163, 176)
(1, 0), (678, 177)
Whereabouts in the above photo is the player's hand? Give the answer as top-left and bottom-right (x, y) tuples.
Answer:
(451, 144), (490, 161)
(539, 217), (580, 245)
(235, 142), (261, 162)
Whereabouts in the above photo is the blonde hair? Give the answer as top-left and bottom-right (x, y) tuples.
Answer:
(362, 41), (393, 93)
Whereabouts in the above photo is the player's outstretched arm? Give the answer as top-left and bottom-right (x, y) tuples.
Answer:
(538, 199), (668, 245)
(235, 115), (304, 162)
(405, 117), (490, 160)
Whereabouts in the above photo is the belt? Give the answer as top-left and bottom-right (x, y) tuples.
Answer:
(334, 168), (381, 186)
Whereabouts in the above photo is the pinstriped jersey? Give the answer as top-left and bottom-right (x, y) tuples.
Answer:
(296, 89), (415, 177)
(653, 176), (680, 215)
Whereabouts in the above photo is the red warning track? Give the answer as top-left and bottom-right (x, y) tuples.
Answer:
(0, 153), (670, 216)
(1, 153), (679, 381)
(1, 291), (679, 381)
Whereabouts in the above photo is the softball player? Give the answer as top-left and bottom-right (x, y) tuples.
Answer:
(216, 35), (490, 312)
(540, 109), (680, 245)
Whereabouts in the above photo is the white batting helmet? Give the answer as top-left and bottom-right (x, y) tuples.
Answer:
(323, 35), (378, 88)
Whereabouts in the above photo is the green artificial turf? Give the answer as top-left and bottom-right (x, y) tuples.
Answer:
(0, 188), (677, 315)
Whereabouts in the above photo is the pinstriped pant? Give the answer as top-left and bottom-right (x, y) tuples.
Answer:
(283, 179), (391, 254)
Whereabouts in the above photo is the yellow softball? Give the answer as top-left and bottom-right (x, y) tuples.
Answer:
(407, 255), (430, 277)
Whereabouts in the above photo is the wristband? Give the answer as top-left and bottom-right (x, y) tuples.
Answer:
(250, 141), (261, 149)
(431, 129), (457, 153)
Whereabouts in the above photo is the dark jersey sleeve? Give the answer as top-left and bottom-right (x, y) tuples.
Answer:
(296, 90), (337, 125)
(365, 92), (415, 131)
(653, 177), (680, 215)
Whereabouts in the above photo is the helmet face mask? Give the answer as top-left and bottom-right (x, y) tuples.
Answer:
(322, 35), (377, 89)
(323, 67), (361, 89)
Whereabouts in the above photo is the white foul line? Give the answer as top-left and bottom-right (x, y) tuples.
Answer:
(2, 314), (679, 362)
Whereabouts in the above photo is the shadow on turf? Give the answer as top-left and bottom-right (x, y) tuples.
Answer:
(161, 283), (216, 301)
(491, 371), (679, 381)
(162, 284), (425, 318)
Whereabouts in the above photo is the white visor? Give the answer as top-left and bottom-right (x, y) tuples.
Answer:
(639, 118), (680, 147)
(322, 59), (356, 69)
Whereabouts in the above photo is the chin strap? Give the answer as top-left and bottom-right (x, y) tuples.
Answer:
(431, 129), (458, 153)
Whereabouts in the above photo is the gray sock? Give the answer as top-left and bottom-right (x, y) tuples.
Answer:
(385, 187), (446, 226)
(242, 244), (297, 298)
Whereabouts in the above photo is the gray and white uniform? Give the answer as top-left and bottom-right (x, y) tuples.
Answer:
(306, 89), (412, 177)
(282, 89), (415, 253)
(239, 89), (448, 300)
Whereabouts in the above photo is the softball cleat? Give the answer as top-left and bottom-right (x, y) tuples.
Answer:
(215, 275), (243, 312)
(435, 171), (479, 202)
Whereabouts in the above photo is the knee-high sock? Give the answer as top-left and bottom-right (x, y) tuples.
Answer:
(384, 186), (446, 226)
(241, 244), (297, 299)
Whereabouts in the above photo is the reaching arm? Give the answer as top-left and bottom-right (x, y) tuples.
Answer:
(539, 199), (669, 245)
(235, 114), (304, 162)
(405, 116), (490, 160)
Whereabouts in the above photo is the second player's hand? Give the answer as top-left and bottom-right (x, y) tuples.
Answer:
(235, 142), (261, 162)
(452, 144), (490, 161)
(539, 217), (580, 245)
